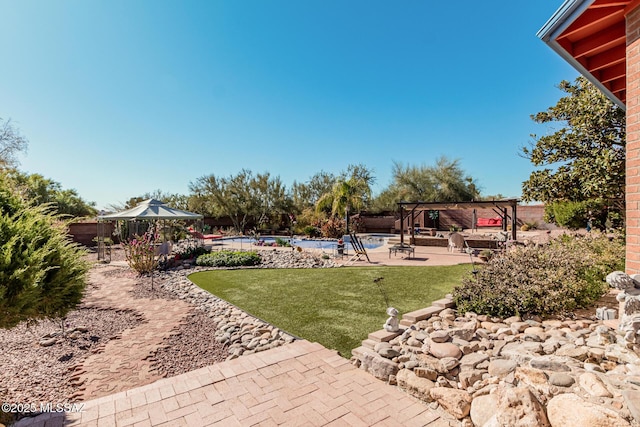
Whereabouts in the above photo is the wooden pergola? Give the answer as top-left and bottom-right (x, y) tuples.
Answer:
(397, 199), (520, 245)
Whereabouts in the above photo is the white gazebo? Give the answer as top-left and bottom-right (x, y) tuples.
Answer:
(96, 199), (203, 261)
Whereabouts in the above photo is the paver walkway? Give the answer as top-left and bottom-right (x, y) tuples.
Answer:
(16, 340), (446, 427)
(69, 267), (194, 400)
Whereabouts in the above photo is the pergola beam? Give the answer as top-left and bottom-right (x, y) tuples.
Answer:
(397, 199), (520, 241)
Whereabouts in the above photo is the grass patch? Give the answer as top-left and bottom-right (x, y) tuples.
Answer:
(189, 264), (471, 358)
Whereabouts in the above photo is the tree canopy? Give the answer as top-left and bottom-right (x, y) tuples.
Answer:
(5, 170), (97, 218)
(316, 164), (375, 217)
(372, 157), (479, 211)
(0, 118), (28, 168)
(189, 169), (292, 232)
(521, 77), (625, 204)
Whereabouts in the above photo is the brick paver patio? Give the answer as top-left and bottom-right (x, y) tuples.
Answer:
(16, 340), (445, 427)
(11, 245), (464, 426)
(68, 267), (194, 401)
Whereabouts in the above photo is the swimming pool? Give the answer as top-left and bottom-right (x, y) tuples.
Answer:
(222, 234), (392, 250)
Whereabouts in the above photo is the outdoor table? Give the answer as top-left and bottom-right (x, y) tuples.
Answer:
(389, 245), (415, 259)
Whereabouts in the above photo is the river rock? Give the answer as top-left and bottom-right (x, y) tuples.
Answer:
(429, 342), (462, 359)
(430, 330), (451, 343)
(549, 373), (575, 387)
(488, 359), (517, 377)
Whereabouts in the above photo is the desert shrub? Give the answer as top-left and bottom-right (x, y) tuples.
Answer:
(196, 250), (261, 267)
(0, 178), (89, 329)
(453, 232), (624, 318)
(121, 232), (159, 274)
(292, 208), (323, 230)
(320, 217), (346, 238)
(302, 225), (321, 238)
(174, 241), (209, 260)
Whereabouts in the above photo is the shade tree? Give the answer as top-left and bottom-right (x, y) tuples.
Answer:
(372, 157), (480, 212)
(521, 77), (625, 228)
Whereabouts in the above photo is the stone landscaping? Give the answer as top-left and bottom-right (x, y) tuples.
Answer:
(352, 291), (640, 426)
(152, 248), (338, 361)
(7, 242), (640, 427)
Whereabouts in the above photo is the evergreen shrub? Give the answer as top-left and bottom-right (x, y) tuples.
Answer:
(0, 177), (89, 328)
(196, 250), (261, 267)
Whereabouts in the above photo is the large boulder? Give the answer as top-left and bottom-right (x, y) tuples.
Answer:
(396, 368), (435, 402)
(357, 349), (398, 381)
(470, 394), (498, 427)
(484, 385), (550, 427)
(547, 393), (631, 427)
(429, 387), (472, 420)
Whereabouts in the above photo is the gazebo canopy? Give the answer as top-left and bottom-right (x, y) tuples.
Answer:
(97, 199), (203, 221)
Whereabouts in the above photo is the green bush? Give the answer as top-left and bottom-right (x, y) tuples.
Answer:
(175, 242), (210, 260)
(453, 233), (624, 318)
(274, 237), (291, 247)
(544, 200), (606, 229)
(0, 177), (89, 329)
(302, 225), (321, 238)
(196, 250), (261, 267)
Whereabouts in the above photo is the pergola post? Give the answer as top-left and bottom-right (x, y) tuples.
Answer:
(511, 203), (517, 241)
(399, 205), (404, 245)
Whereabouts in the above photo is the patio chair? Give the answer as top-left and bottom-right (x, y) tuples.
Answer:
(448, 232), (466, 252)
(344, 233), (370, 266)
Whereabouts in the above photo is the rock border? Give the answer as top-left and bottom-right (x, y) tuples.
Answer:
(351, 296), (640, 426)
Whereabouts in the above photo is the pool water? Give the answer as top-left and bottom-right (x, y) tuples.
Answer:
(222, 234), (391, 250)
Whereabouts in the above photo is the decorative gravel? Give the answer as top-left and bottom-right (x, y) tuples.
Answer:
(0, 307), (143, 404)
(148, 311), (228, 378)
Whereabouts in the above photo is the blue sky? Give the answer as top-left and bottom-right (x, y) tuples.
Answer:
(0, 1), (577, 210)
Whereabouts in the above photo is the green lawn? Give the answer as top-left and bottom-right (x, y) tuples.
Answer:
(189, 264), (471, 358)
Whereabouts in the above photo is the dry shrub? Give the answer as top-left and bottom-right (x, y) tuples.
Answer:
(453, 232), (624, 318)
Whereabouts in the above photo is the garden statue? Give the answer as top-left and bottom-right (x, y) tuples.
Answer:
(606, 271), (640, 349)
(383, 306), (399, 332)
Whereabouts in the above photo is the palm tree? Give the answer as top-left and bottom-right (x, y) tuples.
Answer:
(316, 172), (373, 234)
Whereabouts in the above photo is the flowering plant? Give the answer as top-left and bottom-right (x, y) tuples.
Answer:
(121, 231), (159, 274)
